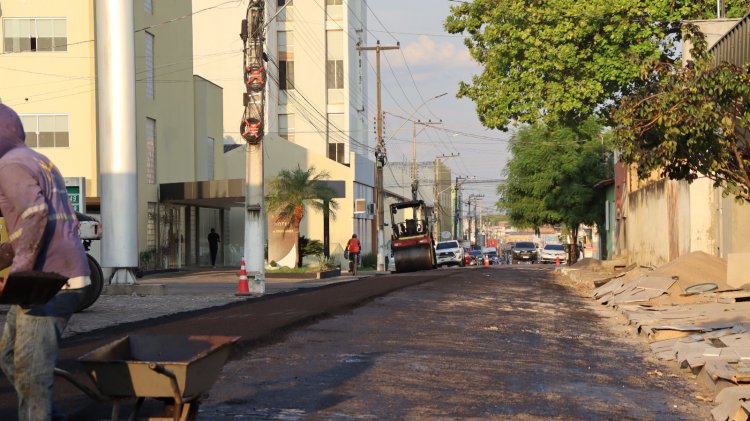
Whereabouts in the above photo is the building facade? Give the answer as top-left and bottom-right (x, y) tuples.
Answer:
(0, 0), (227, 273)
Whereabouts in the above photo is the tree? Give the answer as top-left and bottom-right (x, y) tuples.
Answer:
(444, 0), (750, 130)
(613, 24), (750, 203)
(266, 165), (339, 268)
(497, 119), (609, 261)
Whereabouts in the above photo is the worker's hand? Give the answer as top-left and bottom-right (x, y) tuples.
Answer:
(0, 242), (13, 271)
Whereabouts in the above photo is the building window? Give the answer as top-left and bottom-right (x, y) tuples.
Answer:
(279, 61), (294, 91)
(327, 113), (346, 163)
(207, 137), (215, 180)
(278, 31), (294, 91)
(278, 0), (293, 21)
(326, 0), (343, 4)
(326, 30), (344, 102)
(19, 114), (69, 148)
(147, 202), (157, 250)
(279, 114), (294, 141)
(3, 18), (67, 53)
(145, 32), (154, 99)
(146, 117), (157, 184)
(144, 0), (153, 14)
(326, 60), (344, 89)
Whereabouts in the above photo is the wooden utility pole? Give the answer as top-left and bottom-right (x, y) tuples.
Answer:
(357, 41), (399, 271)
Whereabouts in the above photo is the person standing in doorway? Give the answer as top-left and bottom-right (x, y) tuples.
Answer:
(0, 104), (90, 420)
(208, 228), (220, 268)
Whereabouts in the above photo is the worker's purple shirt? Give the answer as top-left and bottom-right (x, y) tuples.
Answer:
(0, 104), (89, 278)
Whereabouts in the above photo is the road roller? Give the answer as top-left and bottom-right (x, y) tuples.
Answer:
(389, 200), (437, 273)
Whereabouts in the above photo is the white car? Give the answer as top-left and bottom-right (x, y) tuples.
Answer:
(539, 243), (567, 264)
(435, 240), (465, 267)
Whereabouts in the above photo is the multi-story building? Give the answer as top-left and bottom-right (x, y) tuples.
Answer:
(1, 0), (376, 272)
(0, 1), (225, 273)
(190, 0), (377, 266)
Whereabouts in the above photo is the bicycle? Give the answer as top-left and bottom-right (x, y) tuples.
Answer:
(348, 252), (360, 275)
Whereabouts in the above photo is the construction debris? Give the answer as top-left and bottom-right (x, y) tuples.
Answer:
(560, 251), (750, 420)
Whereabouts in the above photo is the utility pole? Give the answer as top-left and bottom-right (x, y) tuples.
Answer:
(453, 176), (474, 240)
(240, 0), (266, 294)
(357, 41), (400, 272)
(433, 153), (459, 240)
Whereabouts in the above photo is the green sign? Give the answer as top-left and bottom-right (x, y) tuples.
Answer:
(66, 186), (81, 212)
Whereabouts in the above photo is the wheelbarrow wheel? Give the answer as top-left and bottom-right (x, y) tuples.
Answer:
(75, 253), (104, 312)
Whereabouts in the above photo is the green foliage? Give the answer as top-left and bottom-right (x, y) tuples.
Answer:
(614, 24), (750, 203)
(360, 253), (376, 269)
(497, 119), (609, 232)
(444, 0), (750, 129)
(299, 236), (324, 258)
(315, 254), (337, 271)
(265, 165), (339, 268)
(269, 260), (278, 267)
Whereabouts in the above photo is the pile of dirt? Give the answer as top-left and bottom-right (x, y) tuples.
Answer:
(569, 258), (605, 271)
(647, 251), (728, 291)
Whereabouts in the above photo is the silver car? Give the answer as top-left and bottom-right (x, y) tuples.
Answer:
(539, 243), (567, 264)
(435, 240), (465, 267)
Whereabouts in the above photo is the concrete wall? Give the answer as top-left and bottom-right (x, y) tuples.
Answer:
(625, 179), (691, 266)
(224, 136), (374, 267)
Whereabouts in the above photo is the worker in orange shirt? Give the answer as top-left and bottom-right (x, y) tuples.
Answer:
(345, 234), (361, 275)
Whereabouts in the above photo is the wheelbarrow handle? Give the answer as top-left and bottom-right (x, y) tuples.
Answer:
(54, 368), (109, 402)
(148, 362), (183, 406)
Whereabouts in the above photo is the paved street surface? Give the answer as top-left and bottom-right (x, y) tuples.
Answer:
(0, 266), (714, 419)
(195, 265), (713, 420)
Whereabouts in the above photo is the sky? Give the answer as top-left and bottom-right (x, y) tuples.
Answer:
(364, 1), (512, 216)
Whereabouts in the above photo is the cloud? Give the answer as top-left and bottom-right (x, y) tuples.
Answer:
(399, 36), (477, 69)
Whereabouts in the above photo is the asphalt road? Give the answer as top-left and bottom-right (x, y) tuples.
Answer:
(192, 265), (714, 420)
(1, 266), (714, 420)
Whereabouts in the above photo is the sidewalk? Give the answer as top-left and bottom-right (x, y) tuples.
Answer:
(0, 268), (384, 339)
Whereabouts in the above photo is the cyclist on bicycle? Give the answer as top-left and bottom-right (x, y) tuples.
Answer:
(345, 234), (361, 274)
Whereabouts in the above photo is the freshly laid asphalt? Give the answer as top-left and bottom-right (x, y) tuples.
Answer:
(0, 267), (464, 418)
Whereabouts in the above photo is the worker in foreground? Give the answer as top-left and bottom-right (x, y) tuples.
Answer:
(0, 104), (90, 420)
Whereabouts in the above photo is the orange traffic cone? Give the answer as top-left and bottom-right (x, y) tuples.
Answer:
(484, 254), (490, 267)
(236, 258), (251, 296)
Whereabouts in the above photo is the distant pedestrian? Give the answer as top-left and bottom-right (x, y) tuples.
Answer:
(0, 104), (90, 420)
(208, 228), (220, 268)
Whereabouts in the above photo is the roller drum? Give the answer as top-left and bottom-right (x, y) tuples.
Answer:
(393, 244), (434, 273)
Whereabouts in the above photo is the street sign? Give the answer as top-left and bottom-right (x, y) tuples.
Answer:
(64, 177), (86, 213)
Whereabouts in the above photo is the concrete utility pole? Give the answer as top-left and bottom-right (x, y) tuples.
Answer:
(95, 0), (138, 284)
(240, 0), (267, 294)
(453, 176), (474, 240)
(411, 120), (441, 200)
(357, 41), (399, 272)
(433, 153), (459, 240)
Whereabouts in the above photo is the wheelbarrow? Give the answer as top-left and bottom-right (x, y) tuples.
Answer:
(55, 334), (240, 421)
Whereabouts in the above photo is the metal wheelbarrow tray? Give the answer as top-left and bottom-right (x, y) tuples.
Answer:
(57, 334), (239, 421)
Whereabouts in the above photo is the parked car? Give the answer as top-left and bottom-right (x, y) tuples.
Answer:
(511, 241), (538, 264)
(468, 250), (484, 266)
(435, 240), (465, 267)
(481, 247), (500, 265)
(539, 243), (567, 264)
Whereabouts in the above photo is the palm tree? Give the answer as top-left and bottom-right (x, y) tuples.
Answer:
(266, 165), (338, 267)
